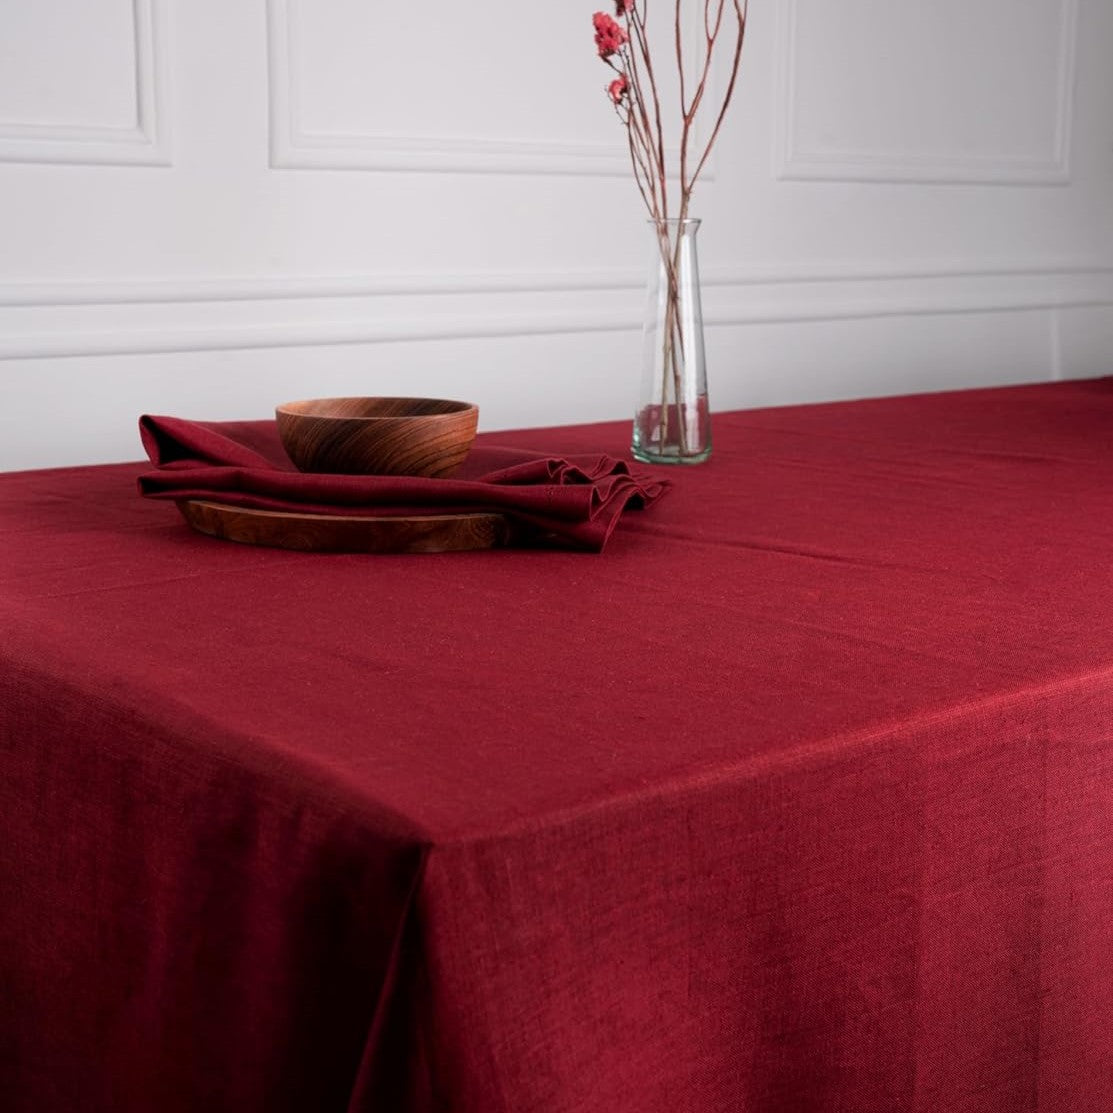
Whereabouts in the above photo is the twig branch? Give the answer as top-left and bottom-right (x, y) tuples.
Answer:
(689, 0), (746, 190)
(595, 0), (748, 218)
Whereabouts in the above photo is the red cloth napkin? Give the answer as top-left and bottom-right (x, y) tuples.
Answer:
(137, 415), (670, 551)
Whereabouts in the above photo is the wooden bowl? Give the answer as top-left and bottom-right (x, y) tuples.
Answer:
(275, 397), (479, 478)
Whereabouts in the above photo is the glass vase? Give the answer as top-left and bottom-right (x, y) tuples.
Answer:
(632, 217), (711, 465)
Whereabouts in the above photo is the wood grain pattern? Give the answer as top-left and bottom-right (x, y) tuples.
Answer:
(177, 500), (514, 553)
(275, 396), (478, 477)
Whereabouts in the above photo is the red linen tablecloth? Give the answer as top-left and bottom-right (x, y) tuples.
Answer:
(3, 378), (1113, 1112)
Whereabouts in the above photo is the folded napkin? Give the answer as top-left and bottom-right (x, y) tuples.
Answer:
(137, 415), (669, 551)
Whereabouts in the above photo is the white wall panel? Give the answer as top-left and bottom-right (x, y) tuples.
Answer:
(1057, 306), (1113, 379)
(268, 0), (628, 174)
(0, 0), (169, 166)
(777, 0), (1078, 184)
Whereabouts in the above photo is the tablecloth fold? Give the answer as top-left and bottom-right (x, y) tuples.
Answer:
(137, 415), (669, 550)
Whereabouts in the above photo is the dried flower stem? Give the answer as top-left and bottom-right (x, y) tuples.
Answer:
(608, 1), (747, 220)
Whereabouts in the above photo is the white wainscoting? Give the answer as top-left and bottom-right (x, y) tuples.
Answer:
(2, 262), (1112, 361)
(266, 0), (628, 176)
(0, 0), (1111, 470)
(775, 0), (1079, 184)
(0, 0), (170, 167)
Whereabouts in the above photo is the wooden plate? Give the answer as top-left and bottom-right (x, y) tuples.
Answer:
(177, 499), (514, 554)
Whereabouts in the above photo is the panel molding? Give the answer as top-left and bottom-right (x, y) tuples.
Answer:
(2, 262), (1111, 359)
(5, 261), (1113, 306)
(774, 0), (1079, 185)
(0, 0), (170, 167)
(266, 0), (711, 178)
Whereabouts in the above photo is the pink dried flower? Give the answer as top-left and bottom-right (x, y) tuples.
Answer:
(593, 12), (628, 58)
(615, 0), (634, 14)
(608, 73), (629, 104)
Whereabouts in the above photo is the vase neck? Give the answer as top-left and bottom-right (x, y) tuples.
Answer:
(648, 218), (701, 232)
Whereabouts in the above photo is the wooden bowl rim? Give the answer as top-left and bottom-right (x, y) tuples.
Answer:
(276, 396), (478, 422)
